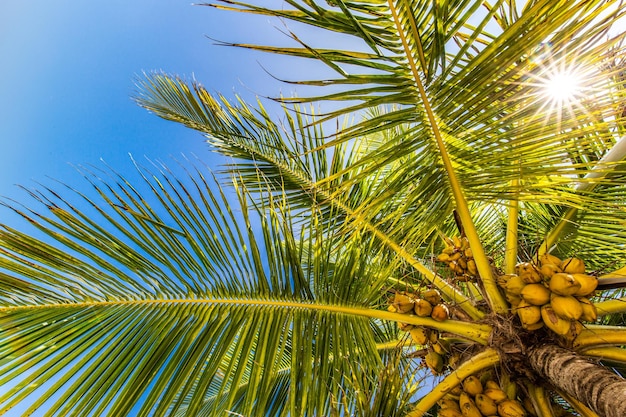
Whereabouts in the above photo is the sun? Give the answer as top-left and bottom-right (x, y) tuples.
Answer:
(543, 70), (583, 104)
(523, 47), (592, 128)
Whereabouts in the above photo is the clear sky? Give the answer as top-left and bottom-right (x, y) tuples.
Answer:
(0, 1), (299, 215)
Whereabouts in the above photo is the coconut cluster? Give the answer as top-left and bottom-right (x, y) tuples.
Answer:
(437, 371), (580, 417)
(436, 236), (478, 281)
(437, 375), (528, 417)
(498, 254), (598, 339)
(388, 290), (457, 374)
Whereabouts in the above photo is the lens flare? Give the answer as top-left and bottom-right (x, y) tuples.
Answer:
(524, 56), (591, 129)
(544, 71), (582, 103)
(519, 42), (599, 129)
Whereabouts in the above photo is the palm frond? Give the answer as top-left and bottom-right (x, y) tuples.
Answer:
(136, 76), (482, 316)
(0, 159), (403, 416)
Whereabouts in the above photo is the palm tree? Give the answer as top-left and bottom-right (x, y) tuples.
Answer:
(2, 0), (626, 416)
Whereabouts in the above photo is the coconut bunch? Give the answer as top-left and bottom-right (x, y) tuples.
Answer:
(436, 236), (478, 282)
(437, 374), (529, 417)
(388, 289), (450, 324)
(388, 290), (457, 375)
(498, 255), (598, 338)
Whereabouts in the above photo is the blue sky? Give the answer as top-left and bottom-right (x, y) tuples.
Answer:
(0, 1), (300, 216)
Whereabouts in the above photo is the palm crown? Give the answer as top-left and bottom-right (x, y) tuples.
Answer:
(1, 1), (626, 416)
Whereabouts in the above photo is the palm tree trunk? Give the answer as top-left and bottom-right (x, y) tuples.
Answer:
(528, 344), (626, 417)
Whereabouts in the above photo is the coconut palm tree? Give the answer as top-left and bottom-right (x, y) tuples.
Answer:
(2, 0), (626, 416)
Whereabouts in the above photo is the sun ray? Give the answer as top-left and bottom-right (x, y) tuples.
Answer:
(520, 43), (600, 130)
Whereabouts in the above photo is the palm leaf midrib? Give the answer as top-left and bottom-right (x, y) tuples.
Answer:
(0, 297), (491, 344)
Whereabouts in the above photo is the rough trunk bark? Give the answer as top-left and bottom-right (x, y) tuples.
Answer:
(528, 344), (626, 417)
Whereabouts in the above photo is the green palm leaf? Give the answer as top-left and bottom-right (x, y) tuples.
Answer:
(0, 161), (405, 416)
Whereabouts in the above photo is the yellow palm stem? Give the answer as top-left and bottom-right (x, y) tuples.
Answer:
(351, 310), (492, 344)
(505, 190), (519, 274)
(467, 282), (483, 300)
(557, 389), (599, 417)
(593, 297), (626, 316)
(387, 0), (507, 313)
(406, 348), (501, 416)
(579, 346), (626, 364)
(526, 383), (555, 417)
(574, 325), (626, 348)
(375, 340), (408, 351)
